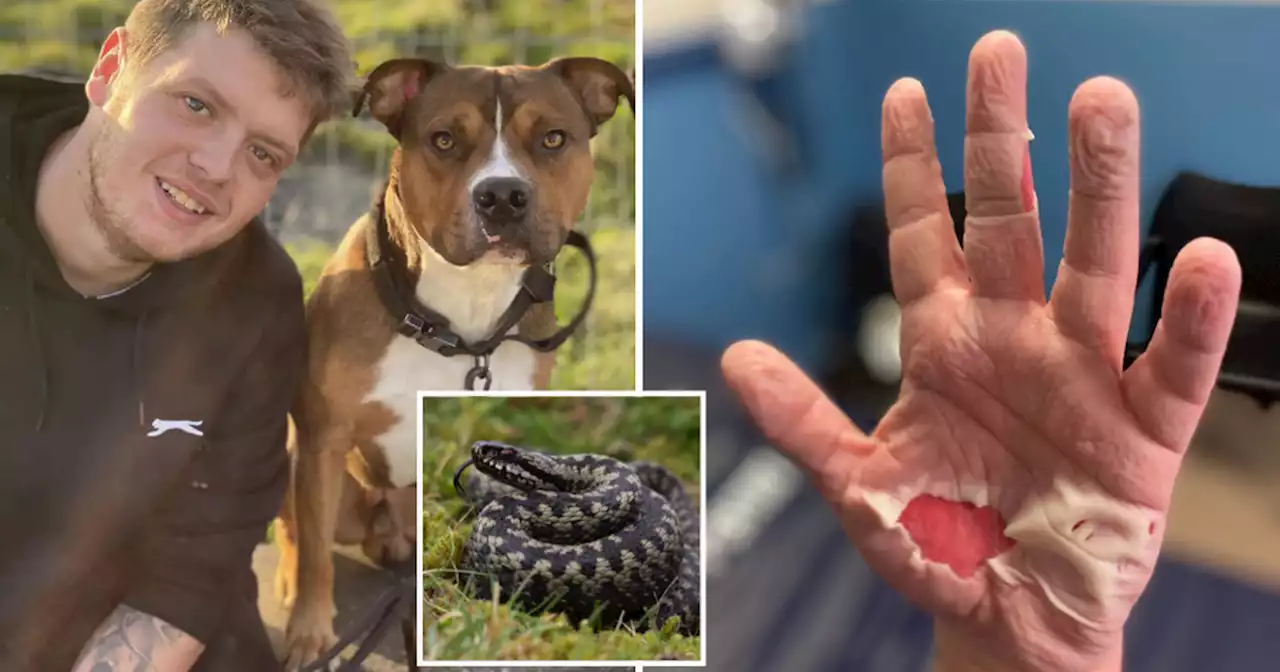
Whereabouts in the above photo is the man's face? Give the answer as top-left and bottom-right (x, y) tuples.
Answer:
(85, 23), (312, 263)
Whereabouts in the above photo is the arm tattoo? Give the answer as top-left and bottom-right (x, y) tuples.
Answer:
(70, 605), (205, 672)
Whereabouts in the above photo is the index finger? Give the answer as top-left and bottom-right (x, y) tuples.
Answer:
(881, 78), (970, 307)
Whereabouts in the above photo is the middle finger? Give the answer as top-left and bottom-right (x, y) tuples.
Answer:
(963, 30), (1046, 303)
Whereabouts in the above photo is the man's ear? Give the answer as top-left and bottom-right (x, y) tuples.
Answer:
(545, 57), (635, 134)
(351, 58), (447, 138)
(86, 27), (127, 107)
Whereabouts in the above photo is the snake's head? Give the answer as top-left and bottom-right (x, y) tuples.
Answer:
(470, 440), (570, 492)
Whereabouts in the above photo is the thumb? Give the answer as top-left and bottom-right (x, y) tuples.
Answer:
(720, 340), (876, 498)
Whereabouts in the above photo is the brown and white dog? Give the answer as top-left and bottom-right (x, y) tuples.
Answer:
(271, 56), (634, 669)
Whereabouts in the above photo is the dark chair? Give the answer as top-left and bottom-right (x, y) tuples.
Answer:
(1123, 171), (1280, 407)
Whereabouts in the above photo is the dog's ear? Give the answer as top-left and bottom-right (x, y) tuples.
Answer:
(544, 57), (635, 134)
(352, 58), (447, 137)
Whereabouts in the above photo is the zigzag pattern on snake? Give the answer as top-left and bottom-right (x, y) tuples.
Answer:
(452, 440), (700, 635)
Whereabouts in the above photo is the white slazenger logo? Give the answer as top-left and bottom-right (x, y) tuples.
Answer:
(147, 419), (204, 437)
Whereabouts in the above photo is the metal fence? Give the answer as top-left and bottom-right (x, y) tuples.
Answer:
(2, 0), (637, 389)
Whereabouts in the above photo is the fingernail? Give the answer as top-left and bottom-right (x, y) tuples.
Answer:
(1020, 129), (1036, 212)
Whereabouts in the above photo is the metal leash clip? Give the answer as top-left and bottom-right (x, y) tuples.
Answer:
(464, 353), (492, 390)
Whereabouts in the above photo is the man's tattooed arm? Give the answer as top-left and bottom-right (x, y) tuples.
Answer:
(70, 605), (205, 672)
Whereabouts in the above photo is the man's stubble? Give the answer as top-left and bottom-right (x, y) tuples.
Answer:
(85, 124), (155, 266)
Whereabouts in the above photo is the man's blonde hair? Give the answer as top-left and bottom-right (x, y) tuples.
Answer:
(123, 0), (355, 138)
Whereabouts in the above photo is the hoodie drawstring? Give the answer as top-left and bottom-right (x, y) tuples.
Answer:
(23, 267), (47, 432)
(135, 312), (147, 428)
(18, 267), (150, 431)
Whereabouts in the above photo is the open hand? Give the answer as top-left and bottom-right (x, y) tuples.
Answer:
(721, 30), (1241, 672)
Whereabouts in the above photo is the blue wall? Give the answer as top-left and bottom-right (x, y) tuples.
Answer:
(643, 0), (1280, 374)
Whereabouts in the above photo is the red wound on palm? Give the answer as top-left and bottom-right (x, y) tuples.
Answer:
(898, 494), (1016, 577)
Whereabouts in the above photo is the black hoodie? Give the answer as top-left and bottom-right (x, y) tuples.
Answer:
(0, 74), (304, 670)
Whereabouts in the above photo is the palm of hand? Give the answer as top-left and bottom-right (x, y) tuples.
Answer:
(722, 31), (1240, 672)
(846, 289), (1173, 666)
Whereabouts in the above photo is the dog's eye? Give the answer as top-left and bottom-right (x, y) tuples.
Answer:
(542, 130), (566, 150)
(431, 131), (455, 151)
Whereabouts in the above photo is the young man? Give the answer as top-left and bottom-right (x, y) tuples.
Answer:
(0, 1), (353, 669)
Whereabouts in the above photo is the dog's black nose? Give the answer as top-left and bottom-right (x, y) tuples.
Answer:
(472, 177), (530, 225)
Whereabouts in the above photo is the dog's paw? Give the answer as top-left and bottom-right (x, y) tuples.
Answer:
(283, 609), (339, 672)
(384, 532), (414, 564)
(274, 563), (298, 608)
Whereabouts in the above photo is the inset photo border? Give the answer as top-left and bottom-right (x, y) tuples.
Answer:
(415, 391), (707, 667)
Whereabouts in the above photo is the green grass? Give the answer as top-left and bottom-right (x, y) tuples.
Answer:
(284, 223), (635, 390)
(419, 396), (702, 661)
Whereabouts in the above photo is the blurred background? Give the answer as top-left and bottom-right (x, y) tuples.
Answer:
(1, 1), (633, 668)
(0, 0), (636, 391)
(642, 0), (1280, 670)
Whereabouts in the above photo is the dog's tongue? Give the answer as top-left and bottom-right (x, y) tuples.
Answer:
(482, 227), (501, 243)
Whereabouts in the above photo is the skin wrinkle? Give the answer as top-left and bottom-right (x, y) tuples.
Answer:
(934, 389), (1005, 505)
(918, 343), (1126, 505)
(963, 134), (1026, 207)
(1067, 186), (1131, 203)
(1050, 269), (1128, 370)
(1119, 372), (1181, 459)
(1068, 104), (1136, 201)
(738, 354), (850, 497)
(1140, 337), (1218, 422)
(964, 130), (1027, 140)
(888, 209), (947, 240)
(965, 182), (1026, 218)
(890, 228), (966, 310)
(882, 152), (942, 222)
(812, 403), (867, 499)
(882, 81), (932, 152)
(965, 197), (1024, 218)
(882, 85), (968, 311)
(1023, 363), (1152, 502)
(1060, 199), (1135, 267)
(1056, 259), (1126, 283)
(910, 383), (1039, 490)
(963, 214), (1045, 300)
(1145, 332), (1206, 407)
(940, 400), (982, 489)
(963, 211), (1039, 230)
(967, 54), (1023, 133)
(1166, 268), (1235, 355)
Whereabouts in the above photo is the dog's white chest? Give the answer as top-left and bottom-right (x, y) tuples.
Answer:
(361, 245), (539, 488)
(364, 339), (536, 488)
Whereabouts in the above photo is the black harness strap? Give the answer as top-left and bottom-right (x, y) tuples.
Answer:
(298, 500), (422, 672)
(364, 191), (597, 390)
(296, 577), (417, 672)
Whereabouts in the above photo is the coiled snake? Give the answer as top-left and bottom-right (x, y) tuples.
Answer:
(451, 441), (700, 635)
